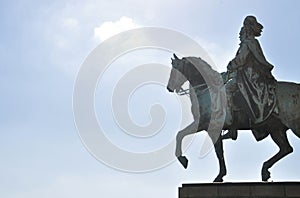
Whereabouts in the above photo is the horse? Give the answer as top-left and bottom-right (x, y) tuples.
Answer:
(166, 54), (300, 182)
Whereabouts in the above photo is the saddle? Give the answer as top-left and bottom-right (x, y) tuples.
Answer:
(224, 83), (279, 141)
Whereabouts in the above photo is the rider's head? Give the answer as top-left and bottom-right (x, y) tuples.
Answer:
(243, 15), (263, 37)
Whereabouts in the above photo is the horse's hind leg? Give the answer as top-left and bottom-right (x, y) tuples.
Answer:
(175, 121), (200, 169)
(261, 127), (293, 181)
(209, 132), (226, 182)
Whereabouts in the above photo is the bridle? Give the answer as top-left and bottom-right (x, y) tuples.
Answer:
(177, 83), (209, 96)
(173, 58), (228, 97)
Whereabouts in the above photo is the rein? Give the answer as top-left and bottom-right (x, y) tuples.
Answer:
(178, 81), (228, 97)
(177, 83), (209, 96)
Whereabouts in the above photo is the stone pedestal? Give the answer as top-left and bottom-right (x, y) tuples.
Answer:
(179, 182), (300, 198)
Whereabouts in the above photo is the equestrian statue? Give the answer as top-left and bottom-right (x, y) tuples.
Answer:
(166, 16), (300, 182)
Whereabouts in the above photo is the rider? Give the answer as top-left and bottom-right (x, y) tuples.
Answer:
(224, 16), (277, 140)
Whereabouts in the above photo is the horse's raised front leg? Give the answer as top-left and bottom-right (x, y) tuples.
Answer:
(262, 128), (293, 181)
(208, 132), (227, 182)
(175, 121), (200, 169)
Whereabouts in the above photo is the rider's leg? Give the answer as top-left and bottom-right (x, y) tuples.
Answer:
(223, 76), (238, 140)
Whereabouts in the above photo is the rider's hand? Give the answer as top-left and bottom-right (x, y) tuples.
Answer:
(227, 61), (234, 71)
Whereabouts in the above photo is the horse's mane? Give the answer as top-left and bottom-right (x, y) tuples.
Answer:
(182, 56), (219, 76)
(183, 56), (213, 69)
(180, 56), (223, 87)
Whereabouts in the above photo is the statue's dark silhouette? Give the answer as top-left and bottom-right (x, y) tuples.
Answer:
(167, 16), (300, 182)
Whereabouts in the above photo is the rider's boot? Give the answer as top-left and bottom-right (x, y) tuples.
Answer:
(223, 80), (238, 140)
(222, 129), (238, 140)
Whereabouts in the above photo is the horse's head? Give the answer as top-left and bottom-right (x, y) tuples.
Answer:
(167, 54), (188, 93)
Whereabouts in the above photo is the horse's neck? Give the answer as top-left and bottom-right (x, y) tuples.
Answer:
(185, 65), (206, 88)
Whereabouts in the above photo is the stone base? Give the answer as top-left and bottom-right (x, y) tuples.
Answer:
(179, 182), (300, 198)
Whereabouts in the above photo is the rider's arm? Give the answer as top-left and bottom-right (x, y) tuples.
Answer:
(227, 42), (249, 71)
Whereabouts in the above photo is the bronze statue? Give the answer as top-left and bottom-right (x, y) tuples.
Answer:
(166, 16), (300, 182)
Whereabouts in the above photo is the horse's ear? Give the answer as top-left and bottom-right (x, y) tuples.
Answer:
(171, 58), (174, 61)
(173, 53), (179, 60)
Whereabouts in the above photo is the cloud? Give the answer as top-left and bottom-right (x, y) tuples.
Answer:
(94, 16), (140, 42)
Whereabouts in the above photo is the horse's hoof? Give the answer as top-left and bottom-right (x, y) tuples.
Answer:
(178, 156), (188, 169)
(213, 176), (224, 183)
(262, 169), (271, 181)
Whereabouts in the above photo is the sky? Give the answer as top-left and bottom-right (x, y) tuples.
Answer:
(1, 0), (300, 198)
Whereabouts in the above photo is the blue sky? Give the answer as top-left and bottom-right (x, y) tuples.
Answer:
(1, 0), (300, 197)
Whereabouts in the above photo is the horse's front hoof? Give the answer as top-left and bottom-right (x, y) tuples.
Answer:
(262, 169), (271, 181)
(178, 156), (188, 169)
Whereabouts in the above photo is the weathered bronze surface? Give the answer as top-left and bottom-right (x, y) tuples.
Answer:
(167, 16), (300, 182)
